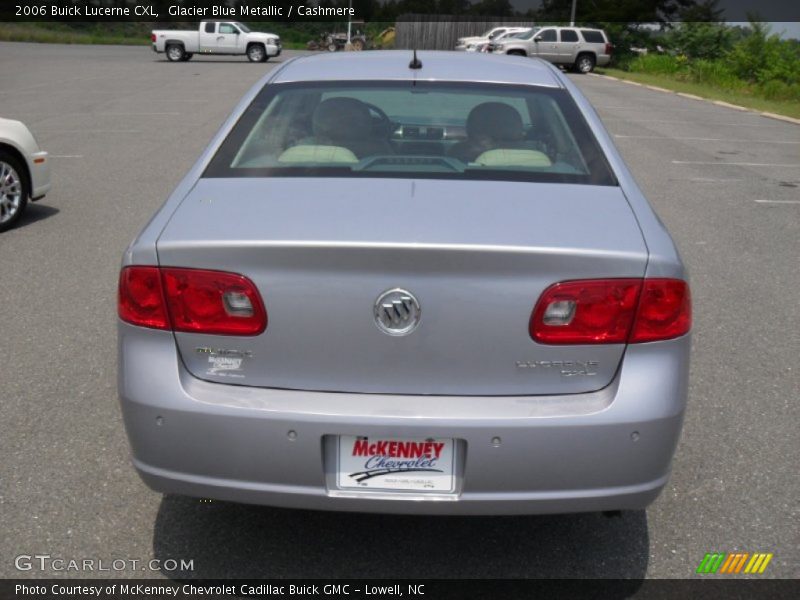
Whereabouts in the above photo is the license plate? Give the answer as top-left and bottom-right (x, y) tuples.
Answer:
(336, 436), (456, 493)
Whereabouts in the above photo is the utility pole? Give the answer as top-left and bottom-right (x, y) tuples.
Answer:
(347, 0), (353, 43)
(570, 0), (577, 26)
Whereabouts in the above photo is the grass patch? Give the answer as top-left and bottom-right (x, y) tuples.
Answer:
(596, 67), (800, 120)
(0, 23), (150, 45)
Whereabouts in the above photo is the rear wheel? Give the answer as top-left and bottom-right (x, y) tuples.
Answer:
(575, 53), (596, 73)
(351, 39), (365, 51)
(165, 44), (185, 62)
(0, 153), (28, 232)
(327, 42), (338, 52)
(247, 44), (266, 62)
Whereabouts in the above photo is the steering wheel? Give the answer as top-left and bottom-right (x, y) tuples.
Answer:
(362, 102), (395, 137)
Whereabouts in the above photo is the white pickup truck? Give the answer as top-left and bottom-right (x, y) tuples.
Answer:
(151, 21), (281, 62)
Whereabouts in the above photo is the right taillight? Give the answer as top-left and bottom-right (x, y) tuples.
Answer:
(530, 278), (690, 345)
(605, 43), (613, 55)
(628, 278), (691, 343)
(118, 266), (267, 336)
(151, 34), (156, 43)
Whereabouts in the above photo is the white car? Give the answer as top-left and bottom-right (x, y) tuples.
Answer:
(152, 21), (281, 63)
(473, 28), (533, 53)
(455, 27), (531, 51)
(0, 118), (50, 232)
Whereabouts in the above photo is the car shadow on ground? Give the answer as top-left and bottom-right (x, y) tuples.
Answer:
(156, 59), (290, 64)
(152, 495), (649, 580)
(13, 204), (59, 230)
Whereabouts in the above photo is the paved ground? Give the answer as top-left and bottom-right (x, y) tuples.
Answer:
(1, 43), (798, 580)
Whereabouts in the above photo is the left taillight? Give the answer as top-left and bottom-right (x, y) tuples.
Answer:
(118, 266), (267, 336)
(118, 266), (170, 330)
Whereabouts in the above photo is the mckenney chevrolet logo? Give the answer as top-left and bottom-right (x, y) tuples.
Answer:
(696, 552), (774, 574)
(348, 439), (444, 483)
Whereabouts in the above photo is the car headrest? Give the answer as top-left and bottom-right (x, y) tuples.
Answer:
(467, 102), (524, 142)
(472, 149), (552, 168)
(312, 97), (373, 142)
(278, 145), (358, 164)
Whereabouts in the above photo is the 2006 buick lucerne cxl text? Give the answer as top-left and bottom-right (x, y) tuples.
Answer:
(117, 51), (691, 515)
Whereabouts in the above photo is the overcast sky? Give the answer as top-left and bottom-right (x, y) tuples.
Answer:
(763, 22), (800, 39)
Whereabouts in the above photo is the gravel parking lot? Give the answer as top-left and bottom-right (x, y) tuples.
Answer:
(1, 42), (798, 579)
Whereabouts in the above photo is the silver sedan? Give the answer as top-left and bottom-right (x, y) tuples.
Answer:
(118, 51), (691, 515)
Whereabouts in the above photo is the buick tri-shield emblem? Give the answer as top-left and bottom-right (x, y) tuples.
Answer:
(374, 288), (421, 336)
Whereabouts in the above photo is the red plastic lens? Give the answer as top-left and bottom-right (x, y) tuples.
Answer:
(161, 268), (266, 336)
(531, 279), (641, 344)
(530, 278), (691, 345)
(118, 266), (170, 330)
(118, 266), (267, 335)
(629, 279), (691, 343)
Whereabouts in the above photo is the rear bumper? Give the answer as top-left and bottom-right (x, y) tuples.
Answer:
(118, 324), (689, 515)
(597, 54), (612, 67)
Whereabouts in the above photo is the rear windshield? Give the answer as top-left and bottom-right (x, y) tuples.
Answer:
(205, 81), (616, 186)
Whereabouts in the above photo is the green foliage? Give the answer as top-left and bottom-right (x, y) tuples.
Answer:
(726, 21), (800, 85)
(627, 54), (684, 75)
(619, 20), (800, 104)
(758, 80), (800, 101)
(684, 58), (741, 90)
(664, 21), (733, 59)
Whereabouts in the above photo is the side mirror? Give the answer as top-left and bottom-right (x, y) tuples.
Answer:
(534, 36), (543, 42)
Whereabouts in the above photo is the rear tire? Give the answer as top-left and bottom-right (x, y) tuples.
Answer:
(0, 152), (29, 232)
(351, 39), (365, 51)
(165, 44), (185, 62)
(327, 42), (338, 52)
(575, 53), (596, 73)
(247, 44), (266, 63)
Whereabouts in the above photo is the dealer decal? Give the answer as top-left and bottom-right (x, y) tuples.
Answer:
(349, 438), (444, 483)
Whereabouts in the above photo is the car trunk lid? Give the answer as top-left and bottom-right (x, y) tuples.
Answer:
(156, 177), (647, 395)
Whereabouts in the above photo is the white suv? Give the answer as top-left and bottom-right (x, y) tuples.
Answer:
(491, 27), (612, 73)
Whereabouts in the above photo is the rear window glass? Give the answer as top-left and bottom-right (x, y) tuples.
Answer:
(561, 30), (579, 42)
(581, 30), (606, 43)
(205, 81), (616, 186)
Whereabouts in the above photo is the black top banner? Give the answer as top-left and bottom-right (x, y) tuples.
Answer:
(2, 1), (799, 23)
